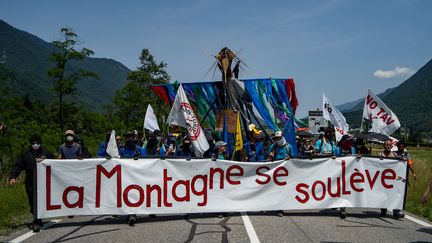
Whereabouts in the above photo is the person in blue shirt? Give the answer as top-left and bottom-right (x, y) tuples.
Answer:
(120, 131), (146, 226)
(120, 132), (147, 158)
(315, 128), (337, 155)
(267, 131), (294, 161)
(243, 124), (265, 162)
(97, 132), (112, 157)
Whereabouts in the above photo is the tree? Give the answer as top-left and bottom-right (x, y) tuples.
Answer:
(47, 27), (98, 135)
(114, 49), (170, 129)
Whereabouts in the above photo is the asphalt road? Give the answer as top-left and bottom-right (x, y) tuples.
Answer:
(5, 208), (432, 243)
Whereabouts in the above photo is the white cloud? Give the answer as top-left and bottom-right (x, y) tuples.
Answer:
(373, 66), (416, 78)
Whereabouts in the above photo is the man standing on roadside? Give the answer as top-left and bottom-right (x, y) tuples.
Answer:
(9, 134), (53, 232)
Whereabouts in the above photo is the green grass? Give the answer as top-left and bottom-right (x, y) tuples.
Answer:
(0, 181), (32, 236)
(405, 148), (432, 221)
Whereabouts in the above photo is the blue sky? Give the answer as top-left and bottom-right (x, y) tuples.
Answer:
(1, 0), (431, 118)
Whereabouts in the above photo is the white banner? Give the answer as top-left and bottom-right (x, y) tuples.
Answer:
(323, 93), (349, 142)
(144, 104), (160, 132)
(37, 157), (407, 218)
(166, 84), (209, 156)
(362, 89), (401, 136)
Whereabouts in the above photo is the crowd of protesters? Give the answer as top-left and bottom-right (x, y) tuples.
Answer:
(7, 124), (417, 231)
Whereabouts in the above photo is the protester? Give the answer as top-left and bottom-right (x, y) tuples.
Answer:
(379, 140), (405, 218)
(203, 128), (216, 158)
(97, 131), (112, 157)
(353, 138), (370, 155)
(267, 131), (294, 161)
(175, 137), (195, 158)
(75, 136), (92, 158)
(336, 135), (356, 156)
(120, 131), (147, 158)
(315, 128), (337, 155)
(146, 130), (165, 156)
(9, 134), (53, 232)
(395, 140), (416, 180)
(213, 141), (228, 159)
(165, 139), (177, 156)
(243, 124), (265, 162)
(334, 134), (356, 219)
(58, 130), (82, 159)
(132, 129), (144, 147)
(302, 139), (315, 156)
(118, 131), (147, 226)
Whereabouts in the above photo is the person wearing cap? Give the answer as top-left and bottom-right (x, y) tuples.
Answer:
(302, 139), (315, 156)
(9, 134), (53, 232)
(267, 131), (294, 161)
(58, 130), (82, 159)
(176, 137), (195, 157)
(243, 124), (265, 162)
(213, 141), (228, 159)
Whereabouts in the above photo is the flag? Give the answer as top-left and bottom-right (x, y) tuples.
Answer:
(362, 89), (400, 136)
(167, 84), (209, 156)
(144, 104), (160, 132)
(222, 113), (232, 158)
(323, 93), (349, 141)
(232, 112), (243, 160)
(106, 130), (119, 158)
(283, 116), (298, 157)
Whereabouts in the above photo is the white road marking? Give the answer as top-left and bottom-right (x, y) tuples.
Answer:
(405, 214), (432, 227)
(9, 219), (62, 243)
(240, 212), (260, 243)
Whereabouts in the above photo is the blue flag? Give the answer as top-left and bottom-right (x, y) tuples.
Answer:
(222, 114), (233, 157)
(283, 117), (298, 157)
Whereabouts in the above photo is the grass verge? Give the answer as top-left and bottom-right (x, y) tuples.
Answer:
(0, 181), (32, 236)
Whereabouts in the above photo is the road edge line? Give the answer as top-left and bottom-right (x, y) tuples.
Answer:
(405, 214), (432, 228)
(9, 219), (62, 243)
(240, 212), (260, 243)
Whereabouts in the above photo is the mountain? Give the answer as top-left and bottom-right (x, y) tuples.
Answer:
(341, 59), (432, 134)
(0, 19), (130, 111)
(337, 87), (396, 112)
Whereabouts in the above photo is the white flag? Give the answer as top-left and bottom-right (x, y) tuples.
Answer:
(323, 93), (349, 141)
(144, 104), (160, 132)
(106, 130), (119, 158)
(167, 84), (209, 156)
(362, 89), (400, 136)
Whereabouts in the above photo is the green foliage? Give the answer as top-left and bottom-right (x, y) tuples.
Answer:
(0, 183), (31, 236)
(47, 27), (99, 134)
(113, 49), (171, 129)
(0, 20), (130, 111)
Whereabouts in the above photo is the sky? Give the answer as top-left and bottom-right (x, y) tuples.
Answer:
(0, 0), (431, 118)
